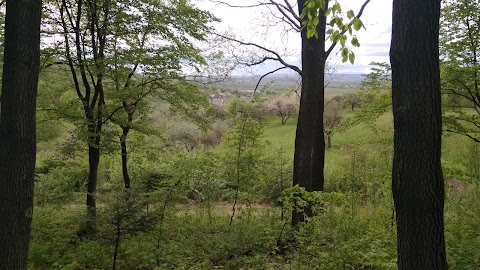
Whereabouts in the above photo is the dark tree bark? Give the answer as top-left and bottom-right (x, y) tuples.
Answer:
(86, 136), (101, 231)
(120, 106), (133, 189)
(390, 0), (447, 269)
(292, 0), (327, 225)
(120, 127), (131, 189)
(0, 0), (41, 268)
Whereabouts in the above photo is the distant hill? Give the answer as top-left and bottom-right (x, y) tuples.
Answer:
(217, 73), (364, 91)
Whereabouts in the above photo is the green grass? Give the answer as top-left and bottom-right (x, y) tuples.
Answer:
(262, 107), (475, 185)
(263, 117), (297, 155)
(263, 108), (394, 155)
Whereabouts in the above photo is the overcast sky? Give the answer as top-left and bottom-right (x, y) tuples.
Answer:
(196, 0), (393, 75)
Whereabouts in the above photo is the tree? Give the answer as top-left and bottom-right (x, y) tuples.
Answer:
(44, 0), (215, 231)
(0, 0), (42, 268)
(340, 62), (392, 129)
(360, 62), (392, 93)
(440, 0), (480, 143)
(267, 93), (299, 124)
(323, 99), (342, 149)
(341, 92), (362, 111)
(390, 0), (447, 268)
(292, 0), (370, 225)
(223, 100), (265, 225)
(213, 3), (369, 213)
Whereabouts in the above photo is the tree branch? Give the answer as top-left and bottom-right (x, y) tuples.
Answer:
(445, 129), (480, 143)
(216, 33), (302, 75)
(325, 0), (371, 58)
(254, 66), (289, 93)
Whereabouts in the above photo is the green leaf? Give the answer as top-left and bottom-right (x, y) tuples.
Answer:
(324, 8), (331, 16)
(351, 37), (360, 47)
(340, 35), (346, 47)
(333, 2), (341, 13)
(347, 10), (355, 19)
(341, 47), (349, 62)
(329, 18), (336, 27)
(335, 17), (343, 28)
(349, 52), (355, 64)
(331, 30), (340, 42)
(353, 18), (363, 31)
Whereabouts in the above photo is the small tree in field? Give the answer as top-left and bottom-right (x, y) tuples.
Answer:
(223, 101), (265, 225)
(342, 92), (362, 111)
(323, 99), (342, 149)
(267, 93), (299, 125)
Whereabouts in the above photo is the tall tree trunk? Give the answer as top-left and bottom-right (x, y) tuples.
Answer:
(327, 134), (331, 149)
(121, 125), (131, 189)
(120, 103), (134, 189)
(390, 0), (447, 269)
(0, 0), (41, 268)
(292, 0), (327, 226)
(86, 133), (100, 232)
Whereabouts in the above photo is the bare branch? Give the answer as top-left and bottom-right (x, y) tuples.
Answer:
(254, 66), (289, 93)
(269, 0), (301, 30)
(216, 33), (302, 75)
(210, 0), (270, 9)
(445, 129), (480, 143)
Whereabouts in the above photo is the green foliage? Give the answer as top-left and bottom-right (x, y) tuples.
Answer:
(221, 113), (266, 202)
(227, 96), (266, 122)
(263, 146), (292, 203)
(35, 154), (87, 206)
(445, 183), (480, 269)
(300, 0), (365, 63)
(29, 109), (480, 269)
(440, 0), (480, 142)
(340, 62), (392, 130)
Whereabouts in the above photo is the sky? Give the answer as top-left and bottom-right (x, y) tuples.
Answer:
(196, 0), (393, 75)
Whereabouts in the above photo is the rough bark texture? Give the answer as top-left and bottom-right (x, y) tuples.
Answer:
(292, 0), (327, 225)
(0, 0), (41, 268)
(390, 0), (447, 269)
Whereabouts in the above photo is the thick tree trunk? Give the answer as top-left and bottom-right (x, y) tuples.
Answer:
(86, 146), (100, 230)
(86, 133), (100, 232)
(390, 0), (447, 269)
(0, 0), (41, 268)
(292, 0), (327, 226)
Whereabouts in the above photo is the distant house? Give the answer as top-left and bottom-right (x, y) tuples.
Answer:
(210, 98), (224, 104)
(238, 89), (255, 94)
